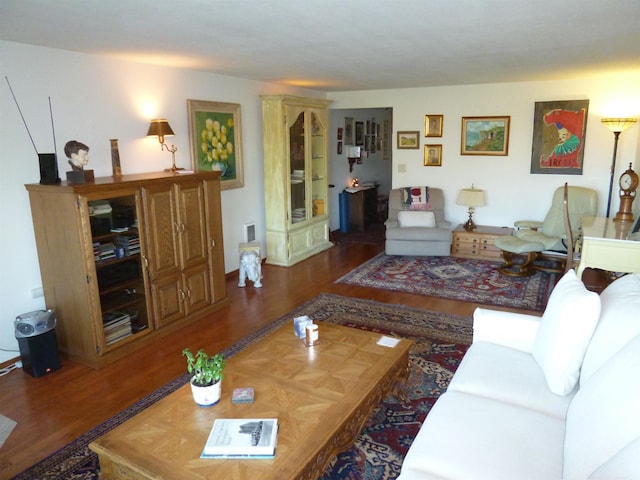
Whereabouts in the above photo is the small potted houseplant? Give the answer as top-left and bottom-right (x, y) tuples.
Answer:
(182, 348), (226, 406)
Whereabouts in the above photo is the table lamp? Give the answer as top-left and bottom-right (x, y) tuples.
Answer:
(147, 118), (182, 172)
(457, 186), (486, 231)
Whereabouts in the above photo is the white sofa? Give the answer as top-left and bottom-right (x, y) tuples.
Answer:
(398, 270), (640, 480)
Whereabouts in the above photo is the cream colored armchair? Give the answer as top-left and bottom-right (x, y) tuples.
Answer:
(494, 185), (597, 276)
(384, 187), (452, 256)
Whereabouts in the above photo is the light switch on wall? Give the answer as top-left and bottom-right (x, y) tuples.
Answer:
(397, 163), (406, 173)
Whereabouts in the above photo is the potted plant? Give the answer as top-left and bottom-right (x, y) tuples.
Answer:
(182, 348), (226, 406)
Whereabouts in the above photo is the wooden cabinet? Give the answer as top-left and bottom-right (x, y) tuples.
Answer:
(261, 95), (333, 266)
(346, 185), (379, 232)
(451, 225), (514, 260)
(26, 172), (227, 368)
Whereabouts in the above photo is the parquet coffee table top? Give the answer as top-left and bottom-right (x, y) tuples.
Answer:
(90, 321), (412, 480)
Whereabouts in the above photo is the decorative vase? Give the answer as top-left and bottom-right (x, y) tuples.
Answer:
(189, 377), (222, 406)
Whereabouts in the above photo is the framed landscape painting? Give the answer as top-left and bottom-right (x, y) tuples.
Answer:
(187, 99), (244, 190)
(397, 131), (420, 149)
(530, 99), (589, 175)
(461, 116), (510, 156)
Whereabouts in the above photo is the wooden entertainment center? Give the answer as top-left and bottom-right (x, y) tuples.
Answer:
(25, 171), (228, 369)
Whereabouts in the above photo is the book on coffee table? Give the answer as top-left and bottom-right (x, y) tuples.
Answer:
(201, 418), (278, 458)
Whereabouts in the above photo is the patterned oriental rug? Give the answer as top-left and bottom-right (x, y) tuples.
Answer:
(14, 293), (472, 480)
(337, 253), (558, 312)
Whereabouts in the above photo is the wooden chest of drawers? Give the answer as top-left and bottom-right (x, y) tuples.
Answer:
(451, 225), (514, 260)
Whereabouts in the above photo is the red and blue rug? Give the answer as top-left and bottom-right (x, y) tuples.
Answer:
(336, 253), (557, 312)
(13, 293), (471, 480)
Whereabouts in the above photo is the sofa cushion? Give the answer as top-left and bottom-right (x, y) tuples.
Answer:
(398, 391), (565, 480)
(397, 210), (436, 228)
(532, 269), (601, 395)
(447, 341), (573, 418)
(580, 273), (640, 385)
(587, 437), (640, 479)
(563, 334), (640, 479)
(385, 225), (452, 242)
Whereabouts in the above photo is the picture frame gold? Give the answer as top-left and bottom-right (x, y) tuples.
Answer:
(424, 144), (442, 166)
(424, 115), (443, 137)
(187, 99), (244, 190)
(397, 131), (420, 149)
(461, 116), (510, 156)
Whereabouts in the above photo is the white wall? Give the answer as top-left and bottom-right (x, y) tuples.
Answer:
(0, 41), (322, 363)
(328, 75), (640, 229)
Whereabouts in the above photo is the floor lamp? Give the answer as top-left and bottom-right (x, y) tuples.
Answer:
(601, 118), (637, 217)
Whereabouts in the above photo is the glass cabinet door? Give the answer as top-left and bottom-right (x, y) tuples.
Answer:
(310, 111), (327, 219)
(289, 111), (306, 224)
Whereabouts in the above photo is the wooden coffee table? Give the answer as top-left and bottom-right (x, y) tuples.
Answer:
(89, 321), (412, 479)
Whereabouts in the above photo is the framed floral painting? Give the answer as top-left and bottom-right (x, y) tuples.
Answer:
(187, 99), (244, 190)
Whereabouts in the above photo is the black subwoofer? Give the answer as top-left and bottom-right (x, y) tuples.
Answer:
(15, 310), (61, 377)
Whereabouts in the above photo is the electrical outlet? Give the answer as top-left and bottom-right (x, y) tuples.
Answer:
(31, 287), (44, 298)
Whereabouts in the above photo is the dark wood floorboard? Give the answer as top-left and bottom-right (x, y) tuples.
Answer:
(0, 231), (555, 478)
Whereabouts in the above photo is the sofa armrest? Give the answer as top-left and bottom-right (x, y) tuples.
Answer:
(384, 219), (398, 228)
(514, 220), (542, 230)
(437, 219), (452, 229)
(472, 307), (542, 353)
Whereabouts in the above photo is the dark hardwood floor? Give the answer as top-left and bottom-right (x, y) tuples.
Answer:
(0, 231), (533, 478)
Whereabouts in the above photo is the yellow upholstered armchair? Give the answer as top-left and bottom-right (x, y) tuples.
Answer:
(494, 184), (597, 276)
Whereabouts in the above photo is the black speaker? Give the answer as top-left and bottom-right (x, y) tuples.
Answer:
(38, 153), (61, 185)
(15, 310), (61, 378)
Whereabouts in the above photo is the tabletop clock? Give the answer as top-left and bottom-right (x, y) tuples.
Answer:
(614, 163), (638, 223)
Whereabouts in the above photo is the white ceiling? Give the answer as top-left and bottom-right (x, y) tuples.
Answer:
(2, 0), (640, 92)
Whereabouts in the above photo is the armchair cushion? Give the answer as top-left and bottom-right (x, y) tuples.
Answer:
(397, 210), (436, 228)
(532, 269), (601, 395)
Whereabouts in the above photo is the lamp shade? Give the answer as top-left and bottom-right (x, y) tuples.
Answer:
(601, 118), (637, 133)
(457, 188), (486, 208)
(146, 119), (175, 137)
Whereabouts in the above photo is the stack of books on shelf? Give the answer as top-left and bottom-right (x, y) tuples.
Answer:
(96, 242), (116, 262)
(292, 207), (306, 222)
(290, 169), (304, 184)
(102, 311), (132, 345)
(115, 234), (141, 256)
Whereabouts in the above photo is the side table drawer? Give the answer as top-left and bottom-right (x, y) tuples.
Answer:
(451, 226), (513, 260)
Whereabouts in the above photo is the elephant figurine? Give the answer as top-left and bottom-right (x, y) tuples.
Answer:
(238, 250), (262, 288)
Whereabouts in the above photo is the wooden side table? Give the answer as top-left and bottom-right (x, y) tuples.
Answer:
(451, 225), (514, 260)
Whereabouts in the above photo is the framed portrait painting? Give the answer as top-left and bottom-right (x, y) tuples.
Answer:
(530, 99), (589, 175)
(461, 116), (510, 156)
(424, 144), (442, 166)
(425, 115), (443, 137)
(187, 99), (244, 190)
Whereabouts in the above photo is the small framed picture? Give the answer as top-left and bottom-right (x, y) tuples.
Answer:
(425, 115), (443, 137)
(355, 121), (364, 146)
(424, 145), (442, 166)
(397, 131), (420, 149)
(461, 116), (510, 156)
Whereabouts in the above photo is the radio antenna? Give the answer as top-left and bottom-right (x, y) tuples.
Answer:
(5, 76), (39, 154)
(48, 96), (58, 159)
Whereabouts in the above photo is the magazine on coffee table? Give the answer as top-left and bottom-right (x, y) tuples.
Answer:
(201, 418), (278, 458)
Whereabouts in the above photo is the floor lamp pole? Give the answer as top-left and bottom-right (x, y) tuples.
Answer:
(605, 131), (621, 218)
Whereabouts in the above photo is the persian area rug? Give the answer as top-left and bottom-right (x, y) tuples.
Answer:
(336, 253), (557, 312)
(14, 293), (471, 480)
